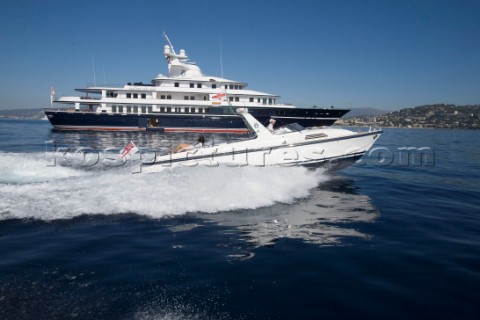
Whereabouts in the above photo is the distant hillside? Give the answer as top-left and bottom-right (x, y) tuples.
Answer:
(339, 104), (480, 129)
(0, 108), (45, 119)
(344, 107), (389, 118)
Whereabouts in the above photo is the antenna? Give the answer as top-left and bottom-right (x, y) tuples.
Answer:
(163, 32), (176, 55)
(91, 55), (97, 86)
(102, 64), (107, 85)
(220, 35), (224, 78)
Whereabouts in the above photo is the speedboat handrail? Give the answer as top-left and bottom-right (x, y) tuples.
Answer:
(236, 108), (273, 139)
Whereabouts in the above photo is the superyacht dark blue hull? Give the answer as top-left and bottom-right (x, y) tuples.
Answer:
(44, 107), (349, 133)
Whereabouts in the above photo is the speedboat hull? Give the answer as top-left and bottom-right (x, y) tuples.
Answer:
(141, 113), (381, 173)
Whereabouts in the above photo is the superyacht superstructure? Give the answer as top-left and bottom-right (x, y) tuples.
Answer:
(45, 35), (349, 133)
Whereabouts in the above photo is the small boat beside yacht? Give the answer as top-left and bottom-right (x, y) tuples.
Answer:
(140, 108), (382, 172)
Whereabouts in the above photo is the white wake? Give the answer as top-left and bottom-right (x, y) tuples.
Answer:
(0, 152), (327, 221)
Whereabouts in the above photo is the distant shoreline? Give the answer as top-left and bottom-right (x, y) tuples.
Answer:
(334, 124), (478, 130)
(0, 116), (47, 121)
(340, 104), (480, 130)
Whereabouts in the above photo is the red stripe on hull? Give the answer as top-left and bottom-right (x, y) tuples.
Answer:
(52, 125), (248, 133)
(164, 128), (249, 134)
(53, 126), (145, 131)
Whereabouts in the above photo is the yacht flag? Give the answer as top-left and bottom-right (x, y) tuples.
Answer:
(209, 91), (227, 105)
(50, 86), (55, 105)
(121, 141), (139, 158)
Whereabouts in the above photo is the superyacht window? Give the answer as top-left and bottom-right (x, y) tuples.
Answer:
(118, 106), (124, 113)
(174, 82), (179, 87)
(190, 96), (195, 100)
(126, 93), (131, 98)
(190, 83), (194, 88)
(141, 106), (146, 113)
(161, 95), (165, 99)
(184, 96), (189, 100)
(112, 105), (117, 113)
(212, 84), (217, 89)
(127, 106), (132, 113)
(197, 83), (202, 88)
(249, 98), (254, 102)
(133, 93), (138, 99)
(141, 93), (146, 99)
(167, 95), (172, 99)
(235, 97), (239, 102)
(133, 106), (138, 113)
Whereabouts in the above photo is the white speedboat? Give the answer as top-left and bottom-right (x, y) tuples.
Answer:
(141, 108), (382, 172)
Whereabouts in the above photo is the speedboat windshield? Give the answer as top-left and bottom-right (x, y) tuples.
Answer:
(286, 123), (305, 131)
(274, 122), (305, 134)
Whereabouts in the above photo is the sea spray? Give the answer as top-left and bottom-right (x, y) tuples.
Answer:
(0, 152), (84, 185)
(0, 153), (327, 220)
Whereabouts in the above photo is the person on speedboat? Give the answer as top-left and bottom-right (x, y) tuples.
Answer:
(267, 118), (276, 132)
(172, 135), (205, 153)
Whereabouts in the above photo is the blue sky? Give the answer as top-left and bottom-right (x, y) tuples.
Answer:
(0, 0), (479, 110)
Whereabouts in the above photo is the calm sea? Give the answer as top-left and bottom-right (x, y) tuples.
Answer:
(0, 119), (479, 320)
